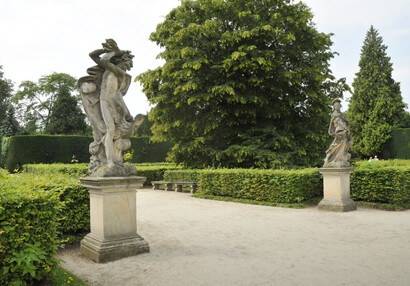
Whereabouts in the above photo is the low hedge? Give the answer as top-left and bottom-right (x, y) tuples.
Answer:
(4, 172), (90, 240)
(0, 171), (60, 284)
(24, 163), (89, 177)
(24, 162), (182, 186)
(164, 169), (202, 182)
(197, 168), (322, 203)
(351, 160), (410, 205)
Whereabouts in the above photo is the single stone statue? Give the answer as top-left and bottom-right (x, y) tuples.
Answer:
(79, 39), (144, 177)
(323, 99), (353, 168)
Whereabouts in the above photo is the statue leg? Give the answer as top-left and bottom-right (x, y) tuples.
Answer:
(100, 100), (116, 167)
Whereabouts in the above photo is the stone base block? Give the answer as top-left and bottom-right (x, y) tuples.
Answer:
(81, 233), (149, 263)
(318, 198), (356, 212)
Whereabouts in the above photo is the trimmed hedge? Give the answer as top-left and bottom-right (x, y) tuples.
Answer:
(1, 135), (172, 172)
(1, 135), (92, 172)
(0, 171), (60, 284)
(24, 163), (89, 177)
(382, 128), (410, 159)
(164, 169), (202, 182)
(351, 160), (410, 205)
(197, 168), (322, 203)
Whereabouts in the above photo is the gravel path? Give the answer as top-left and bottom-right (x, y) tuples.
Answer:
(57, 189), (410, 286)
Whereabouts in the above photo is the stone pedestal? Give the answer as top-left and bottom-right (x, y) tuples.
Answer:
(80, 176), (149, 263)
(318, 167), (356, 212)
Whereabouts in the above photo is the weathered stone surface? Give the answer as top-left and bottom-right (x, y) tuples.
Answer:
(79, 39), (144, 177)
(80, 176), (149, 263)
(323, 99), (353, 168)
(318, 167), (356, 212)
(81, 233), (149, 263)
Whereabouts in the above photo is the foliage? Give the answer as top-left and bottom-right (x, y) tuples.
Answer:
(381, 128), (410, 159)
(351, 160), (410, 206)
(0, 104), (21, 137)
(3, 172), (90, 242)
(45, 266), (87, 286)
(12, 73), (83, 133)
(0, 65), (14, 124)
(164, 169), (202, 182)
(44, 82), (87, 135)
(193, 193), (305, 208)
(135, 114), (153, 136)
(0, 135), (92, 172)
(0, 135), (172, 171)
(128, 136), (172, 163)
(23, 163), (89, 177)
(23, 162), (182, 186)
(137, 0), (348, 168)
(0, 174), (60, 284)
(349, 26), (407, 157)
(197, 168), (322, 203)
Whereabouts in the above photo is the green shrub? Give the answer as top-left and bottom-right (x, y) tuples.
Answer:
(197, 168), (322, 203)
(0, 176), (60, 285)
(136, 164), (183, 186)
(129, 137), (172, 163)
(164, 169), (202, 182)
(1, 135), (173, 172)
(23, 163), (182, 186)
(351, 160), (410, 205)
(1, 135), (92, 172)
(24, 163), (89, 177)
(4, 173), (90, 241)
(382, 128), (410, 159)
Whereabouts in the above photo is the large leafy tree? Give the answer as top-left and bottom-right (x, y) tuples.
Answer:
(12, 73), (86, 133)
(349, 26), (407, 157)
(0, 65), (14, 122)
(138, 0), (347, 168)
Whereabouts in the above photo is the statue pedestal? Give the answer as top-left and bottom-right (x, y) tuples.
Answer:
(318, 168), (356, 212)
(80, 176), (149, 263)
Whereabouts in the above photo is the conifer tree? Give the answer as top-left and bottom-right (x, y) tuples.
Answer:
(349, 26), (407, 157)
(0, 104), (20, 137)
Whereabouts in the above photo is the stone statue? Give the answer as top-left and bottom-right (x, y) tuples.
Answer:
(79, 39), (144, 177)
(323, 99), (353, 168)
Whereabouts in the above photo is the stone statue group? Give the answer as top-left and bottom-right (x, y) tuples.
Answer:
(79, 39), (352, 177)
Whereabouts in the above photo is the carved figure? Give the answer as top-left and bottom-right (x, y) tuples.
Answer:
(323, 99), (353, 168)
(79, 39), (144, 177)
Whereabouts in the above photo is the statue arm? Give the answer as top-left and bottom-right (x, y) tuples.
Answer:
(89, 49), (106, 65)
(100, 51), (125, 79)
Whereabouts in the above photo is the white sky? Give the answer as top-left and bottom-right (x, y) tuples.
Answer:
(0, 0), (409, 116)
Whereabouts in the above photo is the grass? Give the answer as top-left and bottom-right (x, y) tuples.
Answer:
(39, 265), (87, 285)
(355, 201), (410, 211)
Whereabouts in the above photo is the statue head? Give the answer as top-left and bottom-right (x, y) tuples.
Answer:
(332, 98), (342, 113)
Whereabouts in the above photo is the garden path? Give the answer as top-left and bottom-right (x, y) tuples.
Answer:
(57, 189), (410, 286)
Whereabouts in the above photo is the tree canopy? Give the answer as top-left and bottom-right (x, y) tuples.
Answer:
(12, 73), (87, 134)
(0, 65), (14, 122)
(349, 26), (407, 157)
(137, 0), (347, 168)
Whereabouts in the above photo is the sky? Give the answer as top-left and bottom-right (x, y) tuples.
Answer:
(0, 0), (409, 116)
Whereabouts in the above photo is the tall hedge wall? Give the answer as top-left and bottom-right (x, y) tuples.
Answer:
(1, 135), (91, 172)
(382, 128), (410, 159)
(1, 135), (172, 172)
